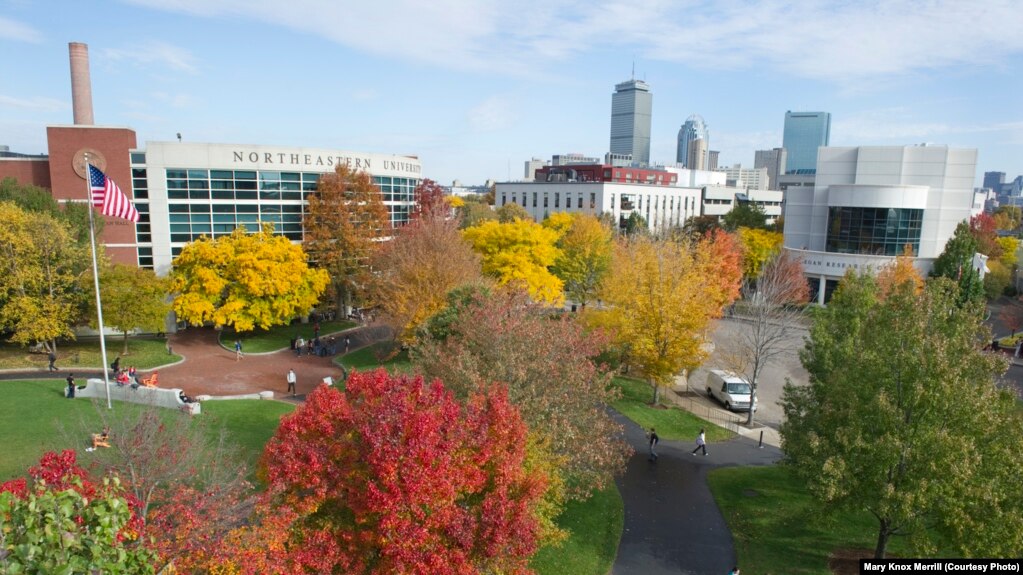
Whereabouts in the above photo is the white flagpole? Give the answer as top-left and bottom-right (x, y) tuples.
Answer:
(84, 155), (113, 409)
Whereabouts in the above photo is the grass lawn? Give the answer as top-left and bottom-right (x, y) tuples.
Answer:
(0, 337), (180, 370)
(338, 342), (414, 374)
(531, 485), (624, 575)
(0, 379), (293, 481)
(708, 465), (920, 574)
(612, 376), (733, 442)
(222, 318), (357, 353)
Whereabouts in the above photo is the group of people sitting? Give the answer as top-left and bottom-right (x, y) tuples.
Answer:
(86, 427), (110, 452)
(291, 335), (338, 357)
(110, 356), (158, 389)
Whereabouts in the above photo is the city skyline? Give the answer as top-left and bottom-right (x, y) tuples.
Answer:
(2, 0), (1022, 186)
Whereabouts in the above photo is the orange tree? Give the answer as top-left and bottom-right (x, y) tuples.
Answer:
(303, 164), (390, 313)
(213, 370), (546, 574)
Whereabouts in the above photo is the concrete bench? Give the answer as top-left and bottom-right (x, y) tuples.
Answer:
(79, 378), (201, 415)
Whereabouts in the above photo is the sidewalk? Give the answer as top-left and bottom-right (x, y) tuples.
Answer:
(661, 386), (783, 448)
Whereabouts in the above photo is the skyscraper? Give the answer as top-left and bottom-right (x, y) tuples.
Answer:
(754, 148), (787, 190)
(676, 115), (709, 169)
(782, 111), (831, 174)
(983, 171), (1006, 191)
(609, 79), (652, 165)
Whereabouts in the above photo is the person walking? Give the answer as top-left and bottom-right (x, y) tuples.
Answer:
(286, 369), (297, 396)
(691, 428), (707, 456)
(728, 567), (741, 575)
(234, 340), (243, 361)
(647, 427), (659, 461)
(295, 336), (304, 357)
(344, 335), (351, 354)
(47, 350), (57, 371)
(65, 373), (76, 398)
(110, 355), (121, 374)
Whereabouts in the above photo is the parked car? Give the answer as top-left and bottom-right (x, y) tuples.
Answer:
(706, 370), (757, 412)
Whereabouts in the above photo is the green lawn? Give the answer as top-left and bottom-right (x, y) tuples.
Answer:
(612, 376), (733, 442)
(0, 337), (180, 370)
(222, 318), (357, 353)
(708, 465), (919, 574)
(337, 342), (414, 374)
(531, 485), (624, 575)
(0, 379), (293, 481)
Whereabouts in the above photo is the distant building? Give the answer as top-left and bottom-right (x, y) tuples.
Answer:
(983, 171), (1006, 192)
(716, 164), (769, 190)
(754, 148), (787, 190)
(524, 158), (547, 180)
(707, 150), (720, 171)
(534, 164), (677, 186)
(552, 153), (601, 166)
(676, 115), (709, 169)
(784, 145), (983, 304)
(782, 111), (831, 174)
(609, 79), (652, 165)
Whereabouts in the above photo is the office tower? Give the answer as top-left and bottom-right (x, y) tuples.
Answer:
(676, 114), (709, 169)
(983, 171), (1006, 192)
(782, 111), (831, 174)
(754, 148), (788, 189)
(609, 79), (652, 165)
(686, 138), (708, 171)
(707, 150), (719, 171)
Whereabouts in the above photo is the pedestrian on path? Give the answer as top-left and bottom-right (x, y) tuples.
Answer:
(65, 374), (76, 398)
(47, 350), (57, 371)
(647, 427), (659, 461)
(234, 340), (243, 361)
(286, 369), (297, 396)
(344, 335), (350, 354)
(728, 567), (741, 575)
(1015, 339), (1022, 359)
(295, 336), (304, 357)
(691, 428), (707, 456)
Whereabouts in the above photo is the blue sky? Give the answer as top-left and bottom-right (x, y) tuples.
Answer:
(2, 0), (1022, 186)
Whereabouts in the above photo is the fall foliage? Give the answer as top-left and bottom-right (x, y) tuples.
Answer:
(412, 178), (448, 221)
(303, 164), (390, 312)
(551, 214), (613, 309)
(221, 371), (546, 574)
(462, 219), (564, 305)
(369, 216), (484, 344)
(87, 263), (171, 354)
(736, 227), (783, 278)
(171, 223), (328, 331)
(412, 288), (629, 500)
(877, 244), (925, 298)
(589, 233), (742, 403)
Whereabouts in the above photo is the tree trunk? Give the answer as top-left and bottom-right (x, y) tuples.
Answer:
(123, 331), (130, 355)
(745, 382), (757, 426)
(650, 379), (659, 405)
(874, 518), (891, 559)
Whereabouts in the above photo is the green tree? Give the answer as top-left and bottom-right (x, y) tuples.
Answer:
(458, 195), (498, 229)
(171, 224), (329, 332)
(621, 211), (647, 236)
(496, 201), (531, 223)
(87, 263), (171, 354)
(551, 214), (613, 309)
(680, 214), (721, 239)
(0, 202), (87, 352)
(0, 176), (98, 245)
(721, 202), (768, 231)
(303, 164), (390, 313)
(931, 220), (984, 304)
(781, 273), (1023, 558)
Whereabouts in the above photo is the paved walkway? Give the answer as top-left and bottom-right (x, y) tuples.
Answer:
(3, 324), (784, 574)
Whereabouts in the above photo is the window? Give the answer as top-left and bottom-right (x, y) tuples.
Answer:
(555, 193), (560, 208)
(578, 196), (583, 209)
(826, 207), (923, 256)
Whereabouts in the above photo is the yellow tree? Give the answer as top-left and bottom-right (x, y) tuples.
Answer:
(997, 236), (1019, 269)
(87, 263), (172, 355)
(590, 234), (741, 403)
(369, 216), (484, 344)
(303, 164), (390, 313)
(737, 227), (783, 278)
(171, 224), (329, 332)
(0, 202), (86, 352)
(541, 212), (575, 237)
(877, 244), (924, 299)
(462, 219), (564, 306)
(551, 214), (613, 309)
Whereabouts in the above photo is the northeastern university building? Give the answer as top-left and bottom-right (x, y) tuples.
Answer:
(0, 43), (422, 276)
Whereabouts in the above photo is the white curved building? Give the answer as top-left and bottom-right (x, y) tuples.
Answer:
(783, 145), (984, 303)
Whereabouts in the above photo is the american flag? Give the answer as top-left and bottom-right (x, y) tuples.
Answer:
(89, 164), (139, 222)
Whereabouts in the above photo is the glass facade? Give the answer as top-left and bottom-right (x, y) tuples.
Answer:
(826, 207), (922, 256)
(135, 166), (418, 266)
(782, 111), (831, 174)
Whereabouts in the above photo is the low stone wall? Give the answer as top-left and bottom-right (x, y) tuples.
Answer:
(78, 378), (201, 415)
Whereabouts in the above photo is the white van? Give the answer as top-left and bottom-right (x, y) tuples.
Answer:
(706, 370), (757, 412)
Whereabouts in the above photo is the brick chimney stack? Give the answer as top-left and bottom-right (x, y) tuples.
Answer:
(68, 42), (94, 125)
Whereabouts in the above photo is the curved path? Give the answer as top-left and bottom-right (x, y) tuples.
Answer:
(612, 413), (782, 575)
(3, 324), (783, 574)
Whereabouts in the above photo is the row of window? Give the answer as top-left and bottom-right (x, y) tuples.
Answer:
(826, 207), (923, 256)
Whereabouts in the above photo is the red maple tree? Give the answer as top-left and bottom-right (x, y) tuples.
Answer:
(218, 370), (546, 574)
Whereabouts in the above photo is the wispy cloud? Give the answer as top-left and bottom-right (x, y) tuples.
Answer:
(834, 108), (1023, 143)
(0, 94), (66, 112)
(0, 16), (41, 43)
(121, 0), (1023, 83)
(467, 96), (513, 132)
(102, 41), (198, 73)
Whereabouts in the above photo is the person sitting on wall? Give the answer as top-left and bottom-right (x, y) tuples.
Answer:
(116, 370), (131, 386)
(178, 390), (193, 404)
(141, 371), (159, 387)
